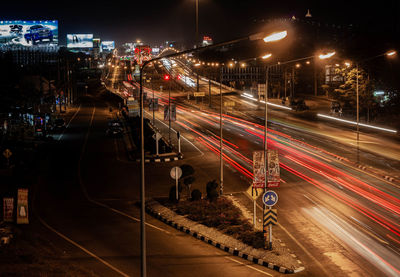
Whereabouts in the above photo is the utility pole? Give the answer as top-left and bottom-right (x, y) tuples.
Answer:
(195, 0), (199, 47)
(220, 67), (224, 195)
(209, 78), (212, 108)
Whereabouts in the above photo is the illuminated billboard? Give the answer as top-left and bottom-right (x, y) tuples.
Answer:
(67, 34), (93, 48)
(93, 38), (101, 48)
(101, 41), (115, 51)
(0, 20), (58, 46)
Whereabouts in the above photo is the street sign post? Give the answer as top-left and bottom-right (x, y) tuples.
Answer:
(262, 190), (278, 250)
(170, 166), (182, 200)
(177, 131), (181, 154)
(152, 132), (162, 156)
(246, 185), (263, 227)
(262, 190), (278, 207)
(3, 149), (12, 167)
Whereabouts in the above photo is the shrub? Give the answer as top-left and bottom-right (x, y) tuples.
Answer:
(206, 180), (219, 201)
(180, 164), (195, 179)
(191, 189), (202, 201)
(207, 188), (219, 202)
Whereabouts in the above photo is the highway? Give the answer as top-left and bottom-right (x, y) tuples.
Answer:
(33, 89), (283, 276)
(104, 59), (400, 276)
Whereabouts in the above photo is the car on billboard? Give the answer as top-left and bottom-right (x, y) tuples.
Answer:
(0, 20), (58, 46)
(24, 25), (53, 44)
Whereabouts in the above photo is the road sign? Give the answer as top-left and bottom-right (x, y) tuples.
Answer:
(164, 104), (177, 121)
(224, 101), (235, 107)
(170, 166), (182, 180)
(170, 166), (182, 201)
(3, 198), (14, 222)
(246, 185), (263, 200)
(3, 149), (12, 159)
(263, 209), (277, 225)
(194, 92), (205, 97)
(262, 190), (278, 207)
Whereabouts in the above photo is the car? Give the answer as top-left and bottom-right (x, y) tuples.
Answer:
(52, 118), (66, 131)
(24, 25), (53, 45)
(106, 126), (123, 137)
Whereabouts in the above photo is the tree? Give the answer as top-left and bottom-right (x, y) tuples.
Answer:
(334, 66), (377, 121)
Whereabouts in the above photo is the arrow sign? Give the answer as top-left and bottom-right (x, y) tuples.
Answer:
(262, 190), (278, 207)
(263, 209), (277, 225)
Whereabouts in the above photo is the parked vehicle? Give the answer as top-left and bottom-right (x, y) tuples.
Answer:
(52, 118), (66, 131)
(289, 98), (309, 111)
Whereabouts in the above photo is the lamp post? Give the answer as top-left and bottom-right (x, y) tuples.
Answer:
(138, 29), (288, 277)
(263, 51), (335, 250)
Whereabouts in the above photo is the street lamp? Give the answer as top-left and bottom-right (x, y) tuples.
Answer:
(263, 51), (336, 248)
(138, 29), (288, 277)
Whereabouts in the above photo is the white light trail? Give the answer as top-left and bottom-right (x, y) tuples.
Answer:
(317, 114), (397, 133)
(241, 93), (292, 110)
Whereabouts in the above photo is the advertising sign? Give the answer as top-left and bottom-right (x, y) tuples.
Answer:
(267, 149), (280, 187)
(3, 198), (14, 222)
(258, 83), (266, 98)
(164, 104), (176, 121)
(149, 98), (159, 111)
(253, 151), (265, 188)
(127, 98), (139, 117)
(101, 41), (115, 51)
(67, 34), (93, 48)
(170, 104), (176, 121)
(0, 20), (58, 46)
(93, 38), (101, 48)
(16, 188), (29, 224)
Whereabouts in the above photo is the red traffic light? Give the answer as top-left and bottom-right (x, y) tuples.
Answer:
(163, 74), (170, 81)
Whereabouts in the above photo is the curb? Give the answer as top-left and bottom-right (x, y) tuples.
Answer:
(135, 153), (183, 163)
(146, 203), (300, 274)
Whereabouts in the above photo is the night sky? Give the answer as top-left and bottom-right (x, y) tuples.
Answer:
(1, 0), (399, 46)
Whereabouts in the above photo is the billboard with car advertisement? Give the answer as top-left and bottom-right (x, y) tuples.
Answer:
(67, 34), (93, 48)
(0, 20), (58, 46)
(101, 41), (115, 51)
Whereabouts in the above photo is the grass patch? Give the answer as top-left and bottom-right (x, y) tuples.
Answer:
(167, 197), (265, 249)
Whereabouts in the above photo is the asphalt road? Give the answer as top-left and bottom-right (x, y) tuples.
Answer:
(33, 91), (281, 277)
(103, 63), (400, 276)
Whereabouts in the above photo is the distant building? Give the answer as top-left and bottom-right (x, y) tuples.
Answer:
(0, 45), (59, 66)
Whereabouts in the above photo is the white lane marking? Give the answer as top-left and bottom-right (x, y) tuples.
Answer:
(144, 110), (204, 155)
(37, 216), (130, 277)
(58, 105), (81, 141)
(78, 106), (170, 235)
(243, 191), (328, 276)
(223, 256), (273, 276)
(37, 106), (130, 277)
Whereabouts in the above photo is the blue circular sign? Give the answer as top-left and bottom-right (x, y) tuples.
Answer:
(262, 190), (278, 207)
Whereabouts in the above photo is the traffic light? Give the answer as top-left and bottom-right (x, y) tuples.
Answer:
(164, 74), (170, 81)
